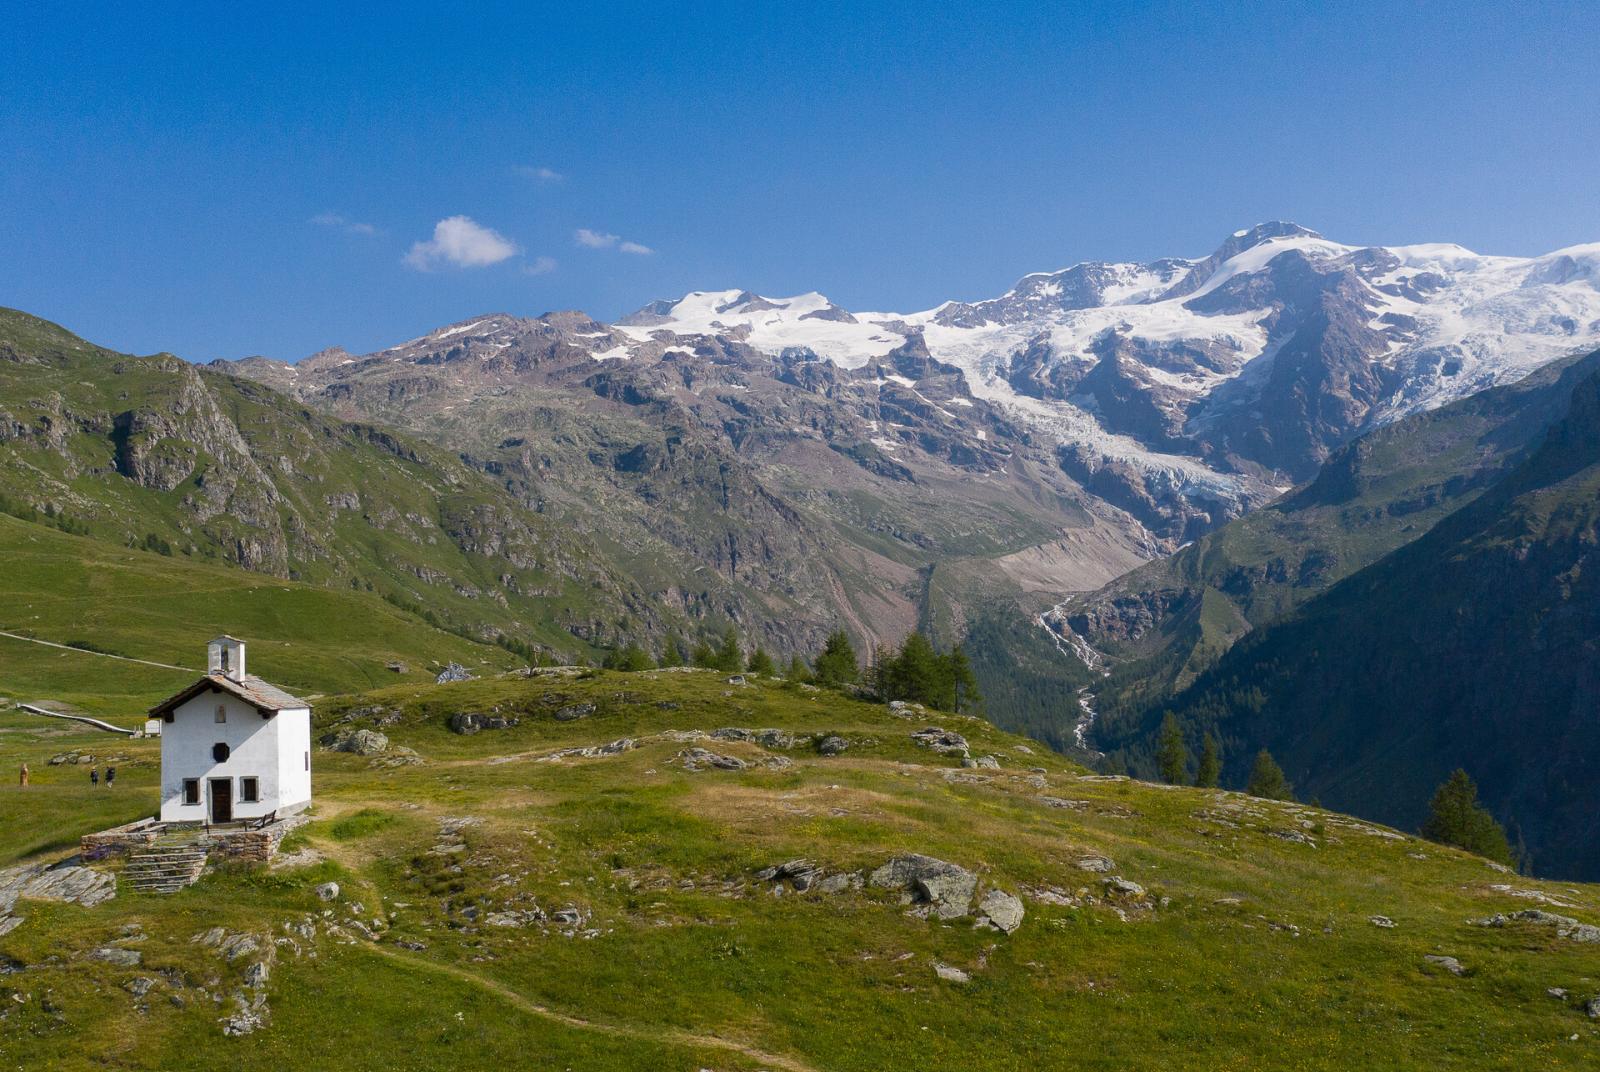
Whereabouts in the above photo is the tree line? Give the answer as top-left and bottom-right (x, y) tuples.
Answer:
(597, 626), (980, 714)
(1151, 711), (1515, 866)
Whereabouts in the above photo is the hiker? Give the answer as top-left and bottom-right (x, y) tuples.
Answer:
(90, 766), (99, 788)
(106, 766), (116, 788)
(18, 763), (27, 788)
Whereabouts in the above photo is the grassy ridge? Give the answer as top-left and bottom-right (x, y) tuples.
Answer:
(0, 512), (515, 720)
(1, 672), (1597, 1068)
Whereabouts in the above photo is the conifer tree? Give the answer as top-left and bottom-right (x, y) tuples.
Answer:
(1246, 749), (1293, 800)
(690, 640), (717, 669)
(1194, 734), (1221, 788)
(1156, 713), (1188, 784)
(745, 647), (777, 676)
(602, 643), (653, 672)
(784, 653), (811, 683)
(1420, 769), (1514, 865)
(713, 627), (743, 672)
(659, 635), (687, 667)
(813, 630), (859, 688)
(946, 645), (981, 714)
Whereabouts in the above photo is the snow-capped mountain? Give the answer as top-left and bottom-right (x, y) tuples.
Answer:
(217, 222), (1600, 653)
(607, 222), (1600, 481)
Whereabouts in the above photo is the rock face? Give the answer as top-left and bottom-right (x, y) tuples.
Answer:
(869, 854), (979, 920)
(0, 860), (117, 935)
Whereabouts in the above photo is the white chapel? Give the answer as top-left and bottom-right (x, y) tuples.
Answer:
(149, 636), (313, 825)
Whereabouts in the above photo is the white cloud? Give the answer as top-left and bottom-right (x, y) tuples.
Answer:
(574, 228), (619, 249)
(515, 165), (563, 182)
(523, 255), (558, 276)
(404, 216), (518, 270)
(310, 211), (378, 236)
(575, 228), (655, 255)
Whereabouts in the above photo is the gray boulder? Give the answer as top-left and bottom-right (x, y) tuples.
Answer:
(1104, 877), (1146, 898)
(1076, 854), (1115, 873)
(678, 748), (746, 772)
(978, 889), (1025, 934)
(123, 976), (157, 997)
(552, 703), (596, 722)
(314, 881), (340, 902)
(933, 962), (970, 983)
(448, 712), (520, 735)
(817, 736), (849, 756)
(319, 728), (389, 755)
(1423, 955), (1465, 976)
(911, 727), (969, 756)
(869, 854), (978, 919)
(91, 947), (142, 967)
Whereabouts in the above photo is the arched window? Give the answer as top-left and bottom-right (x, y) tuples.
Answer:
(215, 704), (227, 723)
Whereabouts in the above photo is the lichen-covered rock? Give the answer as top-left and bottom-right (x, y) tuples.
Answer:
(449, 712), (520, 735)
(870, 854), (978, 919)
(552, 703), (596, 722)
(319, 728), (389, 755)
(978, 888), (1025, 934)
(678, 748), (745, 771)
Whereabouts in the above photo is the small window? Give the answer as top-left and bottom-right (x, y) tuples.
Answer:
(239, 777), (259, 803)
(212, 742), (230, 763)
(183, 778), (200, 805)
(215, 704), (227, 723)
(304, 751), (309, 771)
(219, 648), (230, 673)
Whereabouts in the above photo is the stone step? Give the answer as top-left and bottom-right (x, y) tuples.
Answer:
(124, 845), (207, 894)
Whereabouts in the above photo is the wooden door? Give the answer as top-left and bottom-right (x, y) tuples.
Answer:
(209, 778), (232, 824)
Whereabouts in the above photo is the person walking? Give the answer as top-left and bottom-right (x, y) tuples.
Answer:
(89, 766), (99, 788)
(105, 766), (116, 789)
(18, 763), (27, 788)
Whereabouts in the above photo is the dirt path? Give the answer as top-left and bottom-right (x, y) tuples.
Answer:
(0, 629), (194, 673)
(367, 943), (820, 1072)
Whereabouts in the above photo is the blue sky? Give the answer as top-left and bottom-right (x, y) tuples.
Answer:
(4, 1), (1598, 360)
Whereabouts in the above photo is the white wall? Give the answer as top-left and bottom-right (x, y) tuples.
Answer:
(158, 687), (313, 822)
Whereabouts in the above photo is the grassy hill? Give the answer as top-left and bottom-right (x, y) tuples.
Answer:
(2, 669), (1598, 1069)
(0, 307), (660, 662)
(0, 512), (518, 721)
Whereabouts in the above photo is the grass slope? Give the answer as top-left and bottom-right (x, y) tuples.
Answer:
(0, 512), (516, 721)
(0, 307), (650, 659)
(2, 671), (1598, 1069)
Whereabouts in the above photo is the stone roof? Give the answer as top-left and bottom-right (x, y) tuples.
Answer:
(149, 672), (309, 718)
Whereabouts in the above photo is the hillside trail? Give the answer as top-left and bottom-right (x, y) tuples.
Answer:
(0, 629), (194, 672)
(367, 942), (821, 1072)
